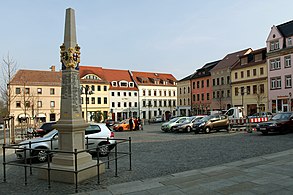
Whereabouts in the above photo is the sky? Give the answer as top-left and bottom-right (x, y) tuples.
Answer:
(0, 0), (293, 80)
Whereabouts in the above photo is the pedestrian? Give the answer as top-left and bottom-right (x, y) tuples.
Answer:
(138, 117), (143, 130)
(134, 117), (138, 130)
(129, 117), (133, 131)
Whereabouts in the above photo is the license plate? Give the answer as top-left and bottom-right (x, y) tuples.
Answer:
(260, 128), (266, 131)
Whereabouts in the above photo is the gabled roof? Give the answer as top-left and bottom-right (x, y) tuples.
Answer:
(131, 71), (177, 86)
(178, 73), (194, 82)
(277, 20), (293, 37)
(10, 69), (62, 86)
(190, 60), (221, 80)
(211, 48), (252, 72)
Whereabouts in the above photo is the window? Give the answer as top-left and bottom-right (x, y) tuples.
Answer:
(124, 102), (127, 107)
(235, 72), (238, 79)
(117, 92), (120, 96)
(124, 92), (127, 96)
(129, 102), (132, 107)
(206, 79), (209, 87)
(288, 37), (292, 46)
(221, 77), (224, 85)
(112, 102), (115, 107)
(16, 88), (21, 94)
(260, 84), (265, 93)
(193, 94), (196, 101)
(241, 87), (244, 95)
(201, 80), (204, 88)
(197, 81), (200, 88)
(50, 88), (55, 95)
(169, 91), (171, 96)
(120, 81), (128, 87)
(104, 86), (107, 91)
(37, 88), (42, 94)
(197, 94), (200, 101)
(207, 93), (210, 100)
(216, 78), (219, 85)
(134, 92), (137, 96)
(143, 90), (146, 96)
(86, 97), (89, 104)
(253, 85), (257, 94)
(193, 82), (196, 89)
(253, 69), (257, 76)
(285, 75), (292, 88)
(112, 81), (117, 87)
(37, 101), (42, 108)
(50, 101), (55, 107)
(235, 87), (239, 96)
(16, 101), (21, 108)
(246, 86), (251, 95)
(111, 92), (114, 96)
(212, 79), (215, 86)
(135, 102), (138, 107)
(260, 67), (264, 75)
(118, 102), (121, 107)
(227, 76), (230, 84)
(227, 90), (230, 97)
(148, 90), (151, 96)
(154, 100), (157, 107)
(143, 101), (146, 107)
(91, 97), (95, 104)
(213, 92), (215, 99)
(25, 88), (30, 94)
(91, 85), (95, 91)
(104, 97), (107, 104)
(285, 56), (291, 68)
(97, 85), (101, 91)
(129, 82), (134, 87)
(201, 93), (204, 101)
(129, 92), (132, 96)
(25, 101), (30, 108)
(270, 40), (279, 51)
(271, 77), (282, 89)
(97, 97), (101, 104)
(270, 58), (281, 70)
(247, 70), (250, 77)
(241, 71), (244, 78)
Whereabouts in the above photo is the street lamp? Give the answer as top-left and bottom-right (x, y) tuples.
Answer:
(81, 85), (93, 122)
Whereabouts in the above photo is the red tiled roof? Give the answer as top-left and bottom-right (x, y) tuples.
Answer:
(10, 70), (62, 86)
(131, 71), (177, 86)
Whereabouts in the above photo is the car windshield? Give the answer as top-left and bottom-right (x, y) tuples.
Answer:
(199, 115), (213, 122)
(43, 129), (58, 138)
(272, 113), (291, 120)
(169, 118), (178, 122)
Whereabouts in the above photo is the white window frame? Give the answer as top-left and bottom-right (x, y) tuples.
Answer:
(288, 37), (292, 46)
(285, 56), (291, 68)
(285, 75), (292, 88)
(112, 81), (117, 87)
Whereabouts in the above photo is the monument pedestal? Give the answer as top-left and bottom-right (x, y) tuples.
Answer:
(39, 152), (105, 184)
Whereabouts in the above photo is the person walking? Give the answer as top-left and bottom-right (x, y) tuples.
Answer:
(138, 117), (143, 130)
(129, 117), (133, 131)
(134, 117), (139, 130)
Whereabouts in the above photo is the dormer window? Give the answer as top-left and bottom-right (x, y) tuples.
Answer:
(83, 74), (101, 80)
(112, 81), (117, 87)
(119, 81), (128, 87)
(288, 37), (292, 46)
(270, 40), (279, 51)
(129, 82), (134, 87)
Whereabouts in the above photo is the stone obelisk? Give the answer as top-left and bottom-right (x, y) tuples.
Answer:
(39, 8), (102, 183)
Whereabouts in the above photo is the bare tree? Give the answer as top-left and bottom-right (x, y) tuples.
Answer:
(0, 53), (18, 117)
(255, 84), (267, 113)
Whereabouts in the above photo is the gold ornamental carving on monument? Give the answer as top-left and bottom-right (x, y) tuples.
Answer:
(60, 43), (81, 70)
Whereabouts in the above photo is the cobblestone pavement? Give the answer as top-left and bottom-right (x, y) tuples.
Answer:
(1, 123), (293, 194)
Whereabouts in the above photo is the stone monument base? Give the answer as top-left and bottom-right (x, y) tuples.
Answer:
(38, 152), (105, 184)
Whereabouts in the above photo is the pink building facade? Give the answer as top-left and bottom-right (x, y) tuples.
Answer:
(266, 20), (293, 113)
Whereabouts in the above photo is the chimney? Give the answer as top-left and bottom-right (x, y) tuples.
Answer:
(50, 65), (56, 72)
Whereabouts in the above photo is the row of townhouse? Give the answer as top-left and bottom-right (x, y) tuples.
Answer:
(9, 66), (177, 127)
(177, 20), (293, 116)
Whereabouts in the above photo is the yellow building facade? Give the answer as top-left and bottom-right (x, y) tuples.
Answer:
(231, 48), (269, 116)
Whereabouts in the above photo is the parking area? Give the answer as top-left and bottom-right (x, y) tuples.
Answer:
(2, 122), (293, 194)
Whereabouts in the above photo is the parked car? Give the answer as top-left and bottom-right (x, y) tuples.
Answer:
(15, 123), (116, 162)
(256, 112), (293, 135)
(192, 114), (229, 134)
(105, 119), (115, 127)
(113, 119), (136, 131)
(161, 117), (189, 132)
(150, 116), (164, 123)
(172, 115), (206, 133)
(33, 121), (57, 137)
(248, 112), (273, 120)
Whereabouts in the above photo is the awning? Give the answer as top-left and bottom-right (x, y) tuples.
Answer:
(18, 113), (30, 118)
(36, 113), (46, 118)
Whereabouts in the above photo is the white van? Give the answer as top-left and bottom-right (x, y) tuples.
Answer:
(224, 107), (245, 119)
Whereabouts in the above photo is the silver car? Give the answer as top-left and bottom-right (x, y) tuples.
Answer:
(15, 123), (116, 162)
(161, 117), (189, 132)
(172, 115), (207, 133)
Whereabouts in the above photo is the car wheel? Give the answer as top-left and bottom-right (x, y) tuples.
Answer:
(186, 126), (191, 133)
(204, 127), (211, 134)
(97, 142), (110, 157)
(33, 147), (48, 162)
